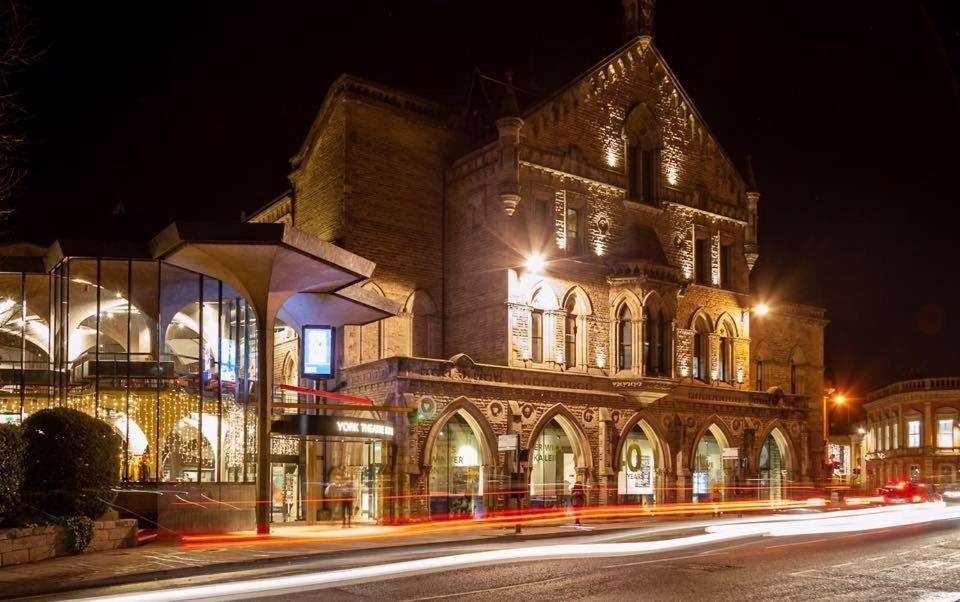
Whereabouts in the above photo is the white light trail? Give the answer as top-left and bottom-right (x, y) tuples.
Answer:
(76, 503), (960, 602)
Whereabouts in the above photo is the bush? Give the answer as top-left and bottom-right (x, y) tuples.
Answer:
(21, 408), (122, 521)
(0, 423), (25, 525)
(57, 515), (95, 553)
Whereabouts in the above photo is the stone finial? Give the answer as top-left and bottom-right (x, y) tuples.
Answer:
(496, 70), (523, 216)
(623, 0), (656, 39)
(744, 155), (761, 272)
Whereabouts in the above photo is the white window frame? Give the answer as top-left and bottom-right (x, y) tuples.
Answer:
(907, 420), (921, 448)
(938, 418), (955, 449)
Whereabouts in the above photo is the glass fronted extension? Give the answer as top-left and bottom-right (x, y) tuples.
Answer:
(0, 259), (260, 485)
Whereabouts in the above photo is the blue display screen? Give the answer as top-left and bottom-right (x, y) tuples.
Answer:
(302, 325), (334, 379)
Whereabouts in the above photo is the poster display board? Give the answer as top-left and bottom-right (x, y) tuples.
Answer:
(302, 325), (334, 379)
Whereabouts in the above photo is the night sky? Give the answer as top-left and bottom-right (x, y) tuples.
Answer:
(8, 1), (960, 402)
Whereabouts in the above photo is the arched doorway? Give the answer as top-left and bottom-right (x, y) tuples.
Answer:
(619, 422), (659, 505)
(692, 424), (729, 503)
(759, 428), (790, 501)
(429, 413), (485, 518)
(530, 418), (580, 509)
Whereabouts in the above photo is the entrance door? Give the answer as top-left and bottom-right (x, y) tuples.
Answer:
(530, 419), (576, 509)
(270, 462), (303, 522)
(759, 434), (784, 501)
(429, 414), (484, 519)
(693, 431), (723, 503)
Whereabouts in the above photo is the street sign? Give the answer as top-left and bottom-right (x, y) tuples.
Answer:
(721, 447), (739, 460)
(498, 433), (520, 451)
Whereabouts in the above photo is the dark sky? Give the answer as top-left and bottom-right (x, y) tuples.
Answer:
(9, 1), (960, 400)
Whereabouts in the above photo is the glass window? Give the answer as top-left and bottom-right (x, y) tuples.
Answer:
(643, 306), (654, 375)
(790, 363), (797, 394)
(720, 244), (733, 289)
(907, 420), (921, 448)
(530, 310), (543, 363)
(563, 296), (576, 368)
(694, 238), (710, 285)
(938, 418), (954, 448)
(692, 316), (709, 381)
(618, 306), (632, 371)
(755, 360), (764, 391)
(657, 310), (668, 375)
(565, 208), (580, 255)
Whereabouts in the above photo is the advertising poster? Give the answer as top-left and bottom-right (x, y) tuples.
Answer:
(302, 325), (334, 379)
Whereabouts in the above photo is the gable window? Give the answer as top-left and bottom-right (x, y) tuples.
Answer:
(530, 310), (543, 363)
(565, 207), (581, 255)
(564, 295), (577, 368)
(719, 243), (733, 289)
(938, 418), (955, 448)
(618, 305), (632, 371)
(629, 147), (658, 203)
(695, 237), (711, 285)
(907, 420), (921, 448)
(755, 360), (764, 391)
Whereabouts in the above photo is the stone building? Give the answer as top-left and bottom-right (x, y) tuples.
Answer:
(862, 377), (960, 491)
(251, 2), (828, 522)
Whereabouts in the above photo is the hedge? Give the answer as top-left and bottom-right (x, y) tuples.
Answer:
(0, 423), (25, 525)
(21, 408), (122, 521)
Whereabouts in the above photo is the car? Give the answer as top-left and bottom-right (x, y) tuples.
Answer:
(878, 481), (932, 504)
(941, 485), (960, 504)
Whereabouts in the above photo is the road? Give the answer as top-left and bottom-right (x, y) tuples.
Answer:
(61, 505), (960, 602)
(272, 521), (960, 601)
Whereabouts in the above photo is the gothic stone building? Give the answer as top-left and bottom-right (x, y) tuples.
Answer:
(252, 27), (827, 522)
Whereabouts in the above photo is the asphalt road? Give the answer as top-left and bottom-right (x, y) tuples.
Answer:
(255, 520), (960, 602)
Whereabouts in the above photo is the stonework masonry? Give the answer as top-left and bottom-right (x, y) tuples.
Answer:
(251, 33), (828, 519)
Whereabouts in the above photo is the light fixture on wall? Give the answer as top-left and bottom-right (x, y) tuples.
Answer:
(524, 254), (546, 274)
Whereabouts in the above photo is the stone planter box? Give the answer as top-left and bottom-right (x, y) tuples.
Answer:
(0, 519), (137, 568)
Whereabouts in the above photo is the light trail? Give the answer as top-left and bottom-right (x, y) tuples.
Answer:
(76, 503), (960, 602)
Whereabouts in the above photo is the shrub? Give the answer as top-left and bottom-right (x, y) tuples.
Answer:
(0, 423), (25, 525)
(57, 515), (95, 553)
(21, 408), (122, 521)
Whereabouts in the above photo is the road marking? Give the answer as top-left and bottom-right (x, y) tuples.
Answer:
(603, 553), (707, 569)
(946, 563), (960, 570)
(789, 569), (816, 576)
(866, 556), (887, 561)
(401, 576), (566, 601)
(697, 541), (755, 556)
(765, 538), (828, 549)
(834, 562), (853, 567)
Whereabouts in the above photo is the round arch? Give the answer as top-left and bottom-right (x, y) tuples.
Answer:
(421, 396), (498, 470)
(526, 404), (593, 469)
(613, 414), (671, 474)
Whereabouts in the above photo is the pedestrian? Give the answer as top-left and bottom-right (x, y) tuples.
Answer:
(340, 479), (355, 528)
(571, 481), (586, 527)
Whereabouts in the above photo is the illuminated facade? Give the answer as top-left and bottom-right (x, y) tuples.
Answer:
(251, 8), (828, 521)
(862, 378), (960, 491)
(0, 223), (395, 533)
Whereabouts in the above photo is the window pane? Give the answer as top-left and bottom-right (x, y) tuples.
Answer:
(565, 208), (579, 254)
(23, 273), (52, 419)
(530, 311), (543, 363)
(66, 259), (98, 417)
(0, 273), (23, 422)
(938, 419), (954, 448)
(129, 260), (159, 481)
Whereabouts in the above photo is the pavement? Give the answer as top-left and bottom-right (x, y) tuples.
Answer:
(0, 514), (701, 600)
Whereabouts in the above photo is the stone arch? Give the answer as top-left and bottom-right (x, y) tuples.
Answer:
(280, 351), (297, 386)
(789, 345), (806, 365)
(715, 312), (739, 338)
(687, 307), (714, 332)
(688, 417), (733, 472)
(613, 414), (671, 474)
(403, 289), (440, 358)
(754, 339), (770, 361)
(622, 102), (661, 148)
(421, 396), (498, 469)
(561, 286), (593, 316)
(526, 404), (594, 469)
(755, 421), (798, 476)
(612, 290), (642, 318)
(529, 281), (560, 310)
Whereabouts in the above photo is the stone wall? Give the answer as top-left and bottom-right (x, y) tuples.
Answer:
(0, 519), (137, 567)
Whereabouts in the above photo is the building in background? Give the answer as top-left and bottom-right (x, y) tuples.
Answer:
(862, 378), (960, 491)
(249, 1), (827, 521)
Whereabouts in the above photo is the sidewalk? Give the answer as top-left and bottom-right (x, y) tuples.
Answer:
(0, 516), (696, 599)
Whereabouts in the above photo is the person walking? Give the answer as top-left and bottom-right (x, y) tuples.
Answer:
(571, 481), (586, 527)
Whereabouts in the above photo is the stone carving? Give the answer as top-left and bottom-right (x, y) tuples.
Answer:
(583, 409), (594, 423)
(489, 401), (504, 419)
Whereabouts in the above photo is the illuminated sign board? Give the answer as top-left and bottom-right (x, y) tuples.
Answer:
(302, 325), (334, 379)
(0, 413), (20, 425)
(271, 415), (395, 441)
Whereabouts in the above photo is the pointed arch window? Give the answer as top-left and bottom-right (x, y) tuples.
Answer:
(618, 305), (632, 371)
(718, 323), (735, 383)
(530, 309), (543, 363)
(643, 306), (669, 376)
(790, 362), (798, 394)
(692, 315), (710, 381)
(755, 360), (764, 391)
(564, 295), (577, 368)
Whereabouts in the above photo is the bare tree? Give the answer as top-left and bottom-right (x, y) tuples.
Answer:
(0, 0), (37, 219)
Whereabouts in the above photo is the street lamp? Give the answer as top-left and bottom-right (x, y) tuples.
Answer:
(524, 253), (545, 274)
(752, 303), (769, 316)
